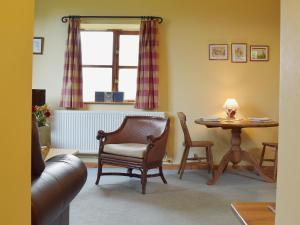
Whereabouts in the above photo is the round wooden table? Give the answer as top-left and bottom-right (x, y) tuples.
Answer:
(194, 118), (279, 185)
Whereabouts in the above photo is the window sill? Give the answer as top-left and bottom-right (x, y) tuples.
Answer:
(84, 101), (135, 105)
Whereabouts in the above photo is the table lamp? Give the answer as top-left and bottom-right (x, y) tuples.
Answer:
(223, 98), (239, 120)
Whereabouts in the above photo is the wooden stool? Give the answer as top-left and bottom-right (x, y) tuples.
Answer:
(177, 112), (214, 179)
(259, 142), (278, 181)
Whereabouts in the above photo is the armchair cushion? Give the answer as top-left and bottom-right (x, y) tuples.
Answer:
(103, 143), (147, 158)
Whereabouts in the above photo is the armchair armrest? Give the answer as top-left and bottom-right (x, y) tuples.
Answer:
(96, 129), (125, 144)
(96, 130), (110, 140)
(145, 127), (170, 163)
(146, 135), (156, 147)
(31, 154), (87, 225)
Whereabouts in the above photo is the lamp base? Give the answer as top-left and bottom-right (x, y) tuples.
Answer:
(225, 109), (237, 120)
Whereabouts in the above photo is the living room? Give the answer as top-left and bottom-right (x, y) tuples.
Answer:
(1, 0), (299, 225)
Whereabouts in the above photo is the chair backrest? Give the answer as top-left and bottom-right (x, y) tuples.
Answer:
(177, 112), (192, 146)
(110, 116), (169, 144)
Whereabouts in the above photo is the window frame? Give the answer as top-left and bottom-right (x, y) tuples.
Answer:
(81, 29), (139, 102)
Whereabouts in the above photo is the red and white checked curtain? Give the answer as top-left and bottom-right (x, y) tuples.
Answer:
(59, 18), (83, 109)
(135, 19), (159, 110)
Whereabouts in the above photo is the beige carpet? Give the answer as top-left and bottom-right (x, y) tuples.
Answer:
(70, 168), (276, 225)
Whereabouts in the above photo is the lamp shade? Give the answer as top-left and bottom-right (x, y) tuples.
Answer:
(223, 98), (239, 119)
(223, 98), (239, 110)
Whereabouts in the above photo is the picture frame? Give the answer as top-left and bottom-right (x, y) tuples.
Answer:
(33, 37), (44, 55)
(209, 44), (228, 60)
(250, 45), (269, 61)
(231, 43), (247, 63)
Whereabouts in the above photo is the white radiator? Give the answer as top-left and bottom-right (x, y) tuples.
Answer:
(51, 110), (165, 153)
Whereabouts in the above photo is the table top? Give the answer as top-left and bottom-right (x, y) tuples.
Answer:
(195, 118), (279, 129)
(231, 202), (275, 225)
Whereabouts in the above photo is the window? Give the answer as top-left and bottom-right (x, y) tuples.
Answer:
(81, 27), (140, 102)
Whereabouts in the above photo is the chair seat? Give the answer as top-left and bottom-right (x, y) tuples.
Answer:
(103, 143), (148, 158)
(191, 141), (214, 147)
(262, 142), (278, 148)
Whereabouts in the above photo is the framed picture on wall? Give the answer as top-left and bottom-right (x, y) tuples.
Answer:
(33, 37), (44, 55)
(231, 43), (247, 63)
(250, 45), (269, 61)
(209, 44), (228, 60)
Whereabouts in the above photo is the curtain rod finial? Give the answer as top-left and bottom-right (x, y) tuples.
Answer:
(61, 16), (68, 23)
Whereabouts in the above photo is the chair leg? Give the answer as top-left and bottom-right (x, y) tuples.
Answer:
(205, 147), (209, 173)
(159, 166), (167, 184)
(223, 163), (229, 173)
(207, 146), (214, 175)
(274, 147), (278, 181)
(179, 146), (190, 179)
(178, 146), (189, 174)
(95, 163), (103, 185)
(205, 147), (214, 174)
(260, 144), (266, 167)
(141, 169), (148, 194)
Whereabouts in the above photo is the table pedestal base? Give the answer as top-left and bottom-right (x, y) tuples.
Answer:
(207, 128), (275, 185)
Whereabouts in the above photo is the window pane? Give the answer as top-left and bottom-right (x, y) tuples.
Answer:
(81, 31), (113, 65)
(119, 69), (137, 100)
(83, 68), (112, 102)
(119, 35), (139, 66)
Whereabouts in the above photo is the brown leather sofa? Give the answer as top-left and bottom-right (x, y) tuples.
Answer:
(31, 115), (87, 225)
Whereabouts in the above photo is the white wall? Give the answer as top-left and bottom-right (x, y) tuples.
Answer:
(276, 0), (300, 224)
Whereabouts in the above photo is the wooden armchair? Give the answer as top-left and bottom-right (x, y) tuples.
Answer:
(95, 116), (170, 194)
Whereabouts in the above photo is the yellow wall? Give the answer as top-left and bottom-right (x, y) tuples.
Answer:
(33, 0), (280, 163)
(0, 0), (34, 224)
(276, 0), (300, 224)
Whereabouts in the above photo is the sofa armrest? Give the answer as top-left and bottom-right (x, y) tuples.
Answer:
(31, 154), (87, 225)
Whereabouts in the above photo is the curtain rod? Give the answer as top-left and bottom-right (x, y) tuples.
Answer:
(61, 15), (163, 24)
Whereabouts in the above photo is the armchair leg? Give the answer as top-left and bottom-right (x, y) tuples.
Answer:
(141, 169), (148, 194)
(95, 163), (103, 185)
(159, 166), (167, 184)
(127, 168), (133, 177)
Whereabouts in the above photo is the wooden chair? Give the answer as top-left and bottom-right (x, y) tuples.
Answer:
(95, 116), (170, 194)
(177, 112), (214, 179)
(259, 142), (278, 181)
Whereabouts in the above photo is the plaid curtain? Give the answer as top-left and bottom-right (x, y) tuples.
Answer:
(59, 18), (83, 109)
(135, 19), (159, 110)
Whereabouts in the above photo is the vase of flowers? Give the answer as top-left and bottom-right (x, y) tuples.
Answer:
(32, 104), (52, 147)
(32, 104), (51, 127)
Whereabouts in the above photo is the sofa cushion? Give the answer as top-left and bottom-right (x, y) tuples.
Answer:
(103, 143), (148, 158)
